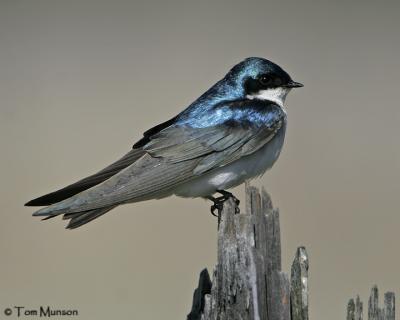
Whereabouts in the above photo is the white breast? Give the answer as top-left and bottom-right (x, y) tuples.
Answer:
(173, 122), (286, 198)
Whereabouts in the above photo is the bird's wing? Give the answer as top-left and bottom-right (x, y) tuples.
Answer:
(144, 104), (285, 174)
(144, 124), (282, 174)
(26, 149), (146, 206)
(26, 116), (178, 206)
(33, 101), (284, 216)
(33, 154), (200, 216)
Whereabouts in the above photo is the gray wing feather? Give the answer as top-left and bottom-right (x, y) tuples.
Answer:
(33, 105), (283, 217)
(144, 126), (225, 162)
(33, 154), (199, 216)
(26, 148), (145, 206)
(145, 121), (283, 175)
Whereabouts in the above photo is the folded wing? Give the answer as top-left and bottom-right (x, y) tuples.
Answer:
(26, 149), (145, 206)
(32, 100), (284, 220)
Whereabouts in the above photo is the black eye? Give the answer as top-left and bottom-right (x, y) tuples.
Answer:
(259, 74), (272, 86)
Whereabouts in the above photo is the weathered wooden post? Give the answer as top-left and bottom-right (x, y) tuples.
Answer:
(290, 247), (309, 320)
(187, 184), (397, 320)
(347, 285), (395, 320)
(187, 183), (309, 320)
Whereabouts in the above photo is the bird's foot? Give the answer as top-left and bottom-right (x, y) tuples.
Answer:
(207, 190), (240, 228)
(216, 190), (240, 214)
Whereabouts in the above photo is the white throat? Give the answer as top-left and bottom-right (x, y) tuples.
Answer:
(246, 87), (290, 107)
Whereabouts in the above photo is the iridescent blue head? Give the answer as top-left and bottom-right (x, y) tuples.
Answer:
(221, 57), (303, 106)
(179, 57), (303, 126)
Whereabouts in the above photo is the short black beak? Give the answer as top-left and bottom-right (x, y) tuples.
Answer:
(284, 80), (304, 88)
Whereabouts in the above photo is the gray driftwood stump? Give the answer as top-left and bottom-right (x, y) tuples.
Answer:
(347, 285), (395, 320)
(187, 183), (309, 320)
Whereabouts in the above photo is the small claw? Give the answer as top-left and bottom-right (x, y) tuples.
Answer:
(210, 202), (223, 217)
(208, 191), (241, 228)
(210, 205), (218, 217)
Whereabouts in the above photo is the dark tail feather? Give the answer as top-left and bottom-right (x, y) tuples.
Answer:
(41, 215), (59, 221)
(25, 181), (103, 207)
(63, 206), (117, 229)
(25, 149), (145, 206)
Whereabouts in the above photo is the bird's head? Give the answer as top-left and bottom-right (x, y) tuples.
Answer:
(224, 57), (303, 107)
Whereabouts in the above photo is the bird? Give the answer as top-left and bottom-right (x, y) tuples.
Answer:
(26, 57), (303, 229)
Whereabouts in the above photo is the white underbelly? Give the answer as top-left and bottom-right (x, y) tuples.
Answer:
(173, 126), (286, 198)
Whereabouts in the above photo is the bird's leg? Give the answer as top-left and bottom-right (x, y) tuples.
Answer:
(216, 190), (240, 214)
(206, 196), (223, 227)
(206, 190), (241, 227)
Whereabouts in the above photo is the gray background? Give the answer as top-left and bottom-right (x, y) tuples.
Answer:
(1, 0), (399, 319)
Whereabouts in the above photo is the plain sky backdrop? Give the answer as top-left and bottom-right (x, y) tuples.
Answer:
(1, 0), (399, 319)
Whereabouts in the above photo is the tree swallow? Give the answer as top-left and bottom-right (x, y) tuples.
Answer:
(26, 57), (303, 229)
